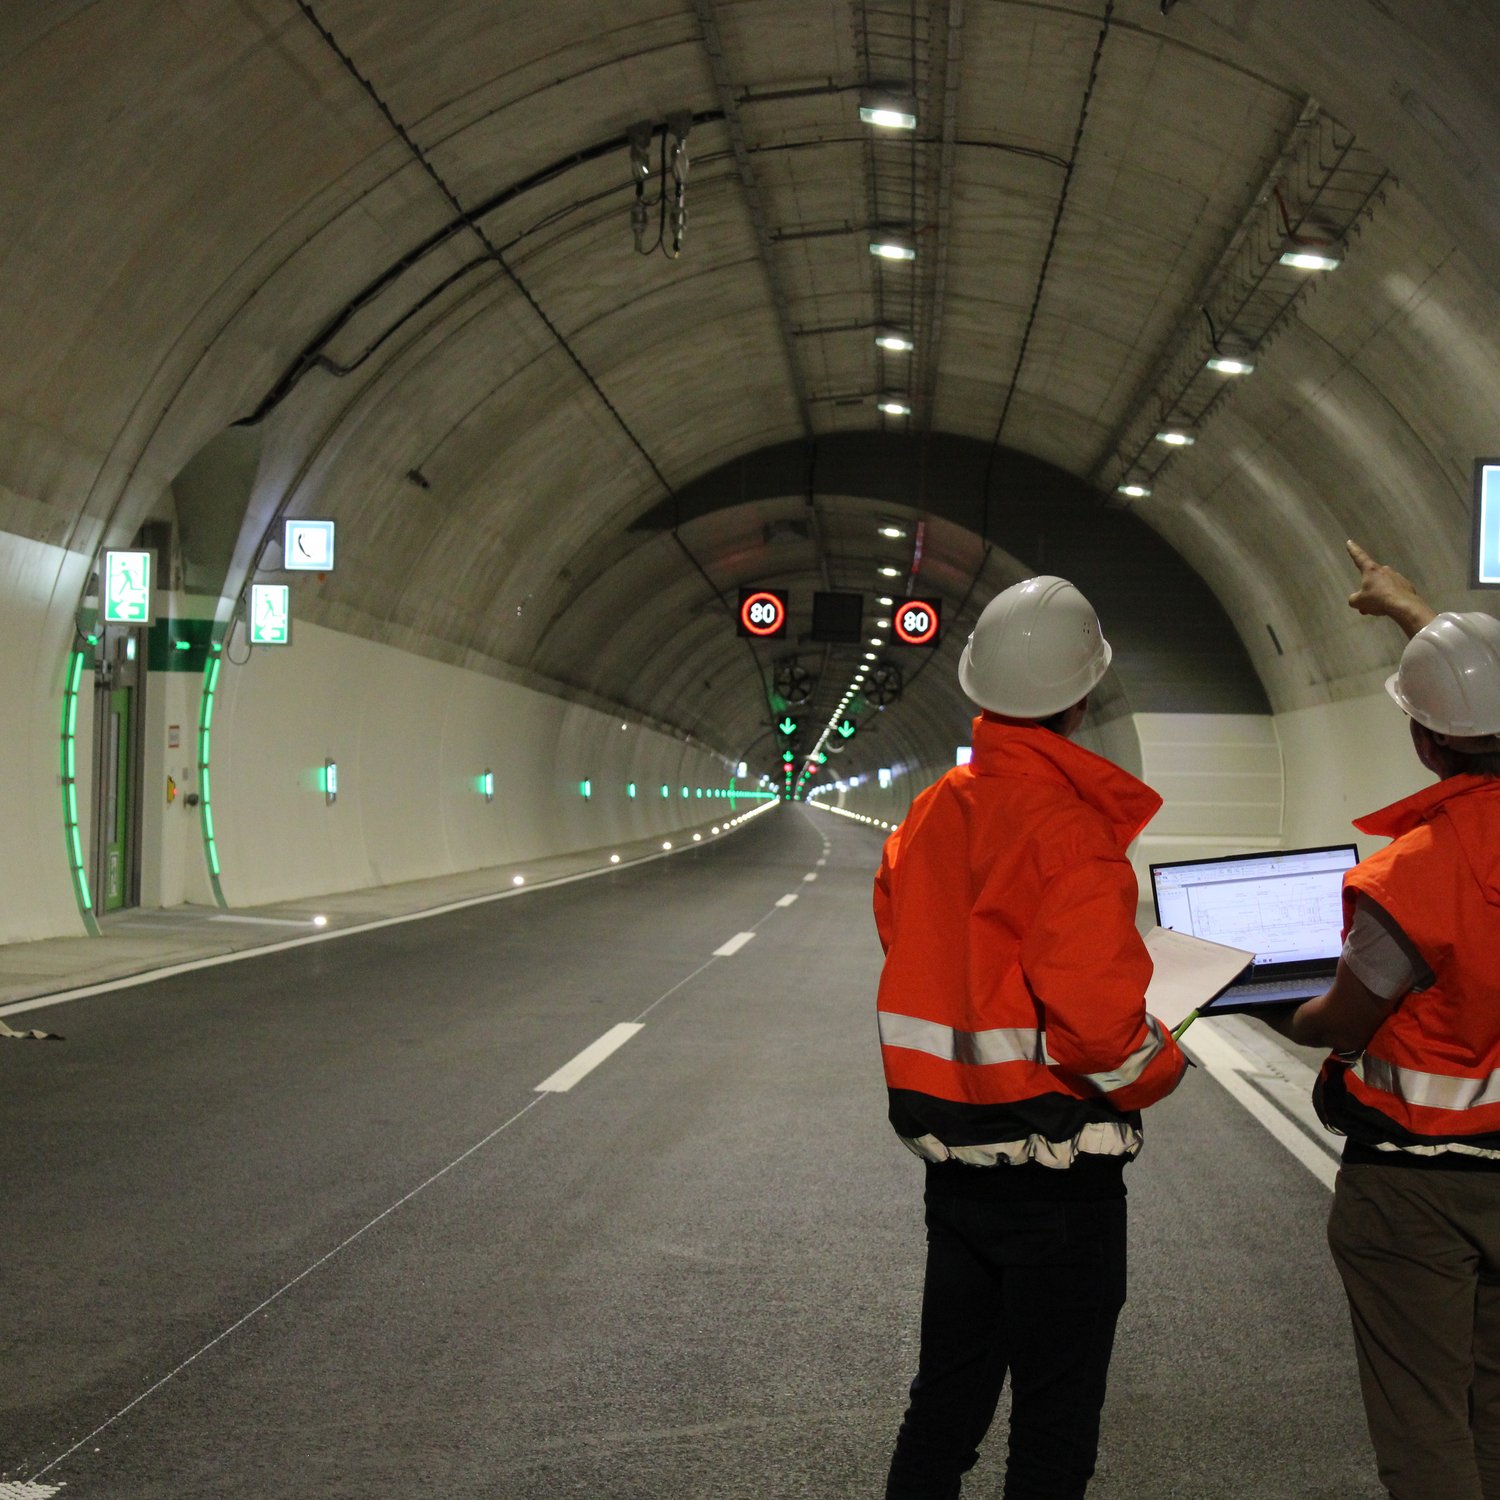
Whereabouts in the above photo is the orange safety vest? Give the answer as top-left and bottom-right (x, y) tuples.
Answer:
(874, 716), (1186, 1159)
(1317, 774), (1500, 1154)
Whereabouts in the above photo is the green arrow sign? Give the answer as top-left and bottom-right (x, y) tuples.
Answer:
(836, 719), (857, 739)
(782, 751), (795, 763)
(814, 752), (828, 764)
(778, 717), (798, 736)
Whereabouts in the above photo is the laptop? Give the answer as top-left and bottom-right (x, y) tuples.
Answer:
(1149, 844), (1359, 1015)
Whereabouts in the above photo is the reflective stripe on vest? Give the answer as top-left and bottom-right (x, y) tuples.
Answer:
(879, 1010), (1169, 1095)
(1361, 1056), (1500, 1113)
(1077, 1015), (1171, 1094)
(879, 1011), (1049, 1067)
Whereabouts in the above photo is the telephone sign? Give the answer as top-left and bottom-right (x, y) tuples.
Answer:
(284, 518), (336, 572)
(893, 597), (941, 647)
(737, 588), (789, 639)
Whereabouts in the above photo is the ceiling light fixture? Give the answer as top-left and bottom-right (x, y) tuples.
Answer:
(1206, 354), (1256, 376)
(869, 237), (917, 262)
(878, 566), (901, 578)
(859, 90), (918, 130)
(876, 331), (915, 352)
(878, 399), (911, 416)
(878, 525), (906, 539)
(1117, 483), (1152, 499)
(1279, 246), (1342, 271)
(1155, 427), (1196, 447)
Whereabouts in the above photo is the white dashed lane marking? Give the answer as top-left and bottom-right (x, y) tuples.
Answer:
(776, 895), (799, 907)
(803, 873), (818, 883)
(712, 931), (757, 957)
(534, 1023), (645, 1093)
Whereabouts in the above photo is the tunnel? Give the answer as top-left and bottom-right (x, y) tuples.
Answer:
(3, 4), (1499, 1497)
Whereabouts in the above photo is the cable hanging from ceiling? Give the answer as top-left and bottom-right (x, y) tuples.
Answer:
(629, 114), (692, 258)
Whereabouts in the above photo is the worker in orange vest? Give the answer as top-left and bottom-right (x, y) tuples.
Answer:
(1263, 541), (1500, 1500)
(875, 575), (1187, 1500)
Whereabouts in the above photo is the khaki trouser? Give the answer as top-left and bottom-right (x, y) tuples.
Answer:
(1328, 1164), (1500, 1500)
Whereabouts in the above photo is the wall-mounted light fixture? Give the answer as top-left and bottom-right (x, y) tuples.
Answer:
(1155, 427), (1196, 447)
(1117, 482), (1152, 499)
(481, 770), (495, 802)
(324, 758), (338, 805)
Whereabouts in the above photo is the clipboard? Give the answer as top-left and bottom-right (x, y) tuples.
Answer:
(1144, 926), (1256, 1037)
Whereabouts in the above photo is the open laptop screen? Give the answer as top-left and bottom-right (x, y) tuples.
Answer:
(1151, 845), (1358, 971)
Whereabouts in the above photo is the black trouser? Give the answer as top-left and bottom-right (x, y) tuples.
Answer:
(885, 1175), (1128, 1500)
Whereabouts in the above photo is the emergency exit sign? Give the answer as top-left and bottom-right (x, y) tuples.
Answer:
(102, 549), (154, 624)
(249, 584), (291, 645)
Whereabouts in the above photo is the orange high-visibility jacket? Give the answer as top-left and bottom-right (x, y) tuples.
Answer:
(874, 717), (1186, 1159)
(1316, 774), (1500, 1154)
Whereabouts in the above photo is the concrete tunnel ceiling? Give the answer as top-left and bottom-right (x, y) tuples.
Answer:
(7, 1), (1500, 784)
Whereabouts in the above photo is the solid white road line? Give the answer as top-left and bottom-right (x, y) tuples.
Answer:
(0, 814), (773, 1021)
(776, 895), (799, 907)
(534, 1023), (645, 1093)
(712, 931), (757, 958)
(0, 1483), (65, 1498)
(209, 914), (323, 928)
(1184, 1023), (1339, 1191)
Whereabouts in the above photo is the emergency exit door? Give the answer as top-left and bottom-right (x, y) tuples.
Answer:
(95, 683), (138, 913)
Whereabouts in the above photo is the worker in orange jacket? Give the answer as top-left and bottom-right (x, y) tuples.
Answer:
(1263, 542), (1500, 1500)
(876, 575), (1187, 1500)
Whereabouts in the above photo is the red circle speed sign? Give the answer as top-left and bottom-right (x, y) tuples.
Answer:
(893, 598), (941, 646)
(739, 589), (788, 637)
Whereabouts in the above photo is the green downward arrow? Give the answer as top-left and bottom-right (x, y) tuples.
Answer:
(778, 717), (797, 736)
(782, 751), (795, 763)
(814, 752), (828, 764)
(837, 720), (856, 739)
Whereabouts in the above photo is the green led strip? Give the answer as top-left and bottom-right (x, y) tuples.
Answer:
(60, 647), (100, 935)
(197, 647), (228, 907)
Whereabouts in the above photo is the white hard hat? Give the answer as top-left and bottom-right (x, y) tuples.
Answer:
(957, 576), (1112, 718)
(1387, 611), (1500, 738)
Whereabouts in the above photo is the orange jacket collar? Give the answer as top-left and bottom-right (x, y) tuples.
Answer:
(1354, 773), (1500, 839)
(970, 715), (1162, 849)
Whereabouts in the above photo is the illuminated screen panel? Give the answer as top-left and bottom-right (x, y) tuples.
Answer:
(1475, 460), (1500, 588)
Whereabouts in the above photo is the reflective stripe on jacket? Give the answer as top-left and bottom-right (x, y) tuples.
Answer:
(1317, 775), (1500, 1152)
(874, 716), (1186, 1159)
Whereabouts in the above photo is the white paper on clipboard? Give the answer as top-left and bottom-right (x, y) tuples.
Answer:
(1144, 926), (1256, 1034)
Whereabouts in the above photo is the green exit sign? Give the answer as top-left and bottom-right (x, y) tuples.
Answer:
(102, 549), (154, 625)
(249, 584), (291, 646)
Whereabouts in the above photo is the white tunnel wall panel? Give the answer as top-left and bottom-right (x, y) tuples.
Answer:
(140, 667), (214, 913)
(207, 619), (733, 911)
(1275, 692), (1430, 861)
(0, 531), (96, 945)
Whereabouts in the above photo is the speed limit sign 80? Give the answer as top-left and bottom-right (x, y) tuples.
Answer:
(737, 588), (789, 639)
(893, 597), (941, 647)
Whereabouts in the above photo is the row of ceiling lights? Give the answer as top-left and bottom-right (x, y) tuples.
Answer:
(863, 89), (920, 421)
(1115, 248), (1344, 500)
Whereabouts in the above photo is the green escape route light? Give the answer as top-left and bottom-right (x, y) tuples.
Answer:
(324, 759), (338, 804)
(661, 785), (670, 798)
(59, 647), (97, 933)
(627, 782), (637, 798)
(783, 751), (795, 763)
(481, 771), (495, 802)
(579, 779), (592, 799)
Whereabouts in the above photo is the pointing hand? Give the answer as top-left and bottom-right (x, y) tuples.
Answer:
(1345, 540), (1436, 639)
